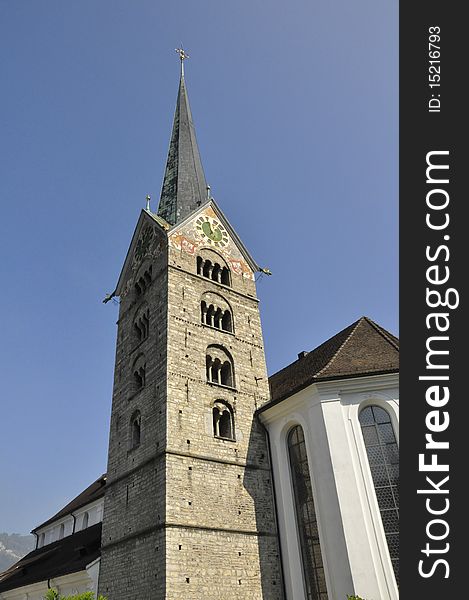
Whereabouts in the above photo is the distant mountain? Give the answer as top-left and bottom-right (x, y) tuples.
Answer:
(0, 533), (35, 573)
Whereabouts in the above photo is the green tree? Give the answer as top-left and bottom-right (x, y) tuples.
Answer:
(43, 591), (106, 600)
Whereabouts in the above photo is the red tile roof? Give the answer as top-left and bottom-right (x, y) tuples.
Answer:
(267, 317), (399, 404)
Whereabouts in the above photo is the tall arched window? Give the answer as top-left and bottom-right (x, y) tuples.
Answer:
(359, 405), (399, 585)
(58, 523), (65, 540)
(82, 512), (89, 530)
(287, 425), (328, 600)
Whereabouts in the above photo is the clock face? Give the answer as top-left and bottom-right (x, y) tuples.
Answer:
(195, 215), (229, 248)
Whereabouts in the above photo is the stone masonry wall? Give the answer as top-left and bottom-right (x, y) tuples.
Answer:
(163, 213), (283, 599)
(99, 216), (169, 599)
(100, 207), (284, 599)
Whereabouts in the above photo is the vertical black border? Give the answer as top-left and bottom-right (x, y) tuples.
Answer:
(400, 3), (465, 596)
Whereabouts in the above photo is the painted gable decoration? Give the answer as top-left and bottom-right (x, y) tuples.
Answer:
(118, 218), (166, 300)
(132, 223), (163, 269)
(169, 205), (255, 280)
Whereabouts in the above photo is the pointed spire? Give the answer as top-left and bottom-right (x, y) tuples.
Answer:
(157, 49), (208, 225)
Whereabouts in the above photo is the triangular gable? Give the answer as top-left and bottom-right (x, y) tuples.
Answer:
(167, 199), (260, 274)
(114, 210), (169, 297)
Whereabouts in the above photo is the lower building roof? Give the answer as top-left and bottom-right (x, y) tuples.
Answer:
(32, 474), (106, 533)
(265, 316), (399, 407)
(0, 523), (101, 593)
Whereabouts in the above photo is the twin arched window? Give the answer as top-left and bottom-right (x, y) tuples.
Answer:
(287, 425), (328, 600)
(213, 401), (235, 440)
(359, 405), (399, 585)
(206, 345), (235, 388)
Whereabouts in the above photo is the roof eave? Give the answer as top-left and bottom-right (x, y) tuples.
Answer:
(260, 368), (400, 415)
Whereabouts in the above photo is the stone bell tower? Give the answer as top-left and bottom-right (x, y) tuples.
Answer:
(98, 51), (283, 600)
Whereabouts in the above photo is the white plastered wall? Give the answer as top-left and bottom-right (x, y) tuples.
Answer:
(260, 373), (399, 600)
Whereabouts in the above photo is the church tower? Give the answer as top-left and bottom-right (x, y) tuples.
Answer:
(98, 52), (283, 600)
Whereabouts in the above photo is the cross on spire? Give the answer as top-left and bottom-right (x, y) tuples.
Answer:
(175, 46), (189, 76)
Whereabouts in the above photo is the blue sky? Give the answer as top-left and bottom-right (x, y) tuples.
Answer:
(0, 0), (397, 534)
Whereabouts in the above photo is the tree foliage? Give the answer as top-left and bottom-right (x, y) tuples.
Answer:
(43, 591), (106, 600)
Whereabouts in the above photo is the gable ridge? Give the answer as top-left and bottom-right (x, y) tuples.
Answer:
(315, 317), (363, 377)
(363, 316), (400, 351)
(315, 316), (399, 378)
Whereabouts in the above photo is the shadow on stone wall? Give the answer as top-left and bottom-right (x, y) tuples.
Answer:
(243, 414), (285, 599)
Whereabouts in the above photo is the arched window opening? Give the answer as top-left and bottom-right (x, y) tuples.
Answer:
(202, 260), (212, 279)
(200, 294), (233, 334)
(134, 366), (145, 389)
(213, 401), (235, 440)
(132, 355), (146, 392)
(131, 411), (141, 449)
(201, 300), (207, 323)
(82, 512), (89, 530)
(288, 425), (328, 600)
(212, 263), (221, 283)
(212, 358), (222, 384)
(359, 405), (399, 585)
(206, 346), (235, 388)
(206, 354), (212, 383)
(221, 267), (230, 286)
(134, 307), (150, 344)
(206, 304), (215, 327)
(197, 253), (231, 287)
(38, 533), (45, 548)
(221, 361), (233, 387)
(58, 523), (65, 540)
(221, 310), (232, 332)
(135, 265), (153, 297)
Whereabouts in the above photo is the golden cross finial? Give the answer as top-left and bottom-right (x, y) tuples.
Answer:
(175, 46), (189, 76)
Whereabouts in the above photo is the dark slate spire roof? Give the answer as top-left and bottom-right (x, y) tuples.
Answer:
(157, 69), (208, 225)
(267, 317), (399, 404)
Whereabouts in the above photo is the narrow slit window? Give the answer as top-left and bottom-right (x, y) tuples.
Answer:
(131, 411), (141, 449)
